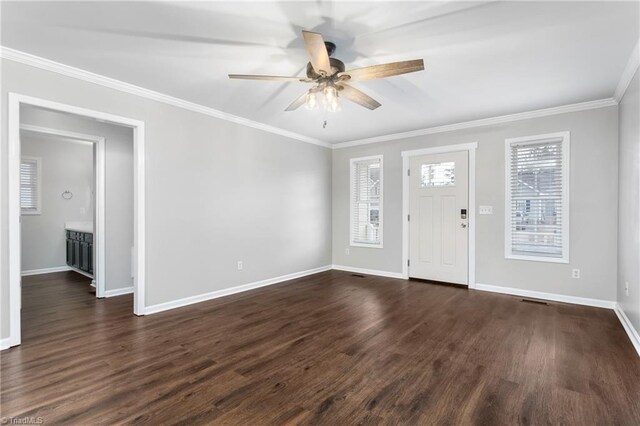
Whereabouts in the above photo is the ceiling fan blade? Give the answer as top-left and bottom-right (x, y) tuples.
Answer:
(302, 30), (332, 75)
(339, 59), (425, 82)
(285, 91), (310, 111)
(229, 74), (312, 82)
(337, 84), (382, 110)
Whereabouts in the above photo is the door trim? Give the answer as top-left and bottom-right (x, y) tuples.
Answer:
(8, 92), (146, 348)
(19, 124), (107, 298)
(401, 142), (478, 287)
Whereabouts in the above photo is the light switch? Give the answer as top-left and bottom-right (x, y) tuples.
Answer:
(479, 205), (493, 215)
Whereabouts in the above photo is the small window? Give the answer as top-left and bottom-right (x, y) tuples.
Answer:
(505, 132), (569, 263)
(350, 155), (383, 247)
(421, 161), (455, 187)
(20, 156), (42, 215)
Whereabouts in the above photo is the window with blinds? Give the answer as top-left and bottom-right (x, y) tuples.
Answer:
(505, 132), (569, 263)
(21, 156), (42, 215)
(350, 155), (383, 247)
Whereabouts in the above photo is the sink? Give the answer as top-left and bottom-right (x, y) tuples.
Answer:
(65, 221), (93, 233)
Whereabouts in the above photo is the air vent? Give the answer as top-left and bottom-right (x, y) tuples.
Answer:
(520, 298), (549, 306)
(351, 274), (365, 278)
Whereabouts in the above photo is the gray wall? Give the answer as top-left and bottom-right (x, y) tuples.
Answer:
(1, 58), (333, 339)
(333, 106), (619, 302)
(21, 134), (94, 272)
(618, 69), (640, 333)
(21, 105), (134, 292)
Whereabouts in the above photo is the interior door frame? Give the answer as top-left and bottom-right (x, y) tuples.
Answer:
(7, 92), (146, 348)
(401, 142), (478, 286)
(19, 124), (107, 298)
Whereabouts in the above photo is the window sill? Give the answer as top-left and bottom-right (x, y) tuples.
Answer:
(505, 254), (569, 264)
(350, 242), (384, 249)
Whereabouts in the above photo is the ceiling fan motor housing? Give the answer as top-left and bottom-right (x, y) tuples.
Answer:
(306, 58), (345, 79)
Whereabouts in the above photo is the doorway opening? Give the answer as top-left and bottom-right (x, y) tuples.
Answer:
(401, 142), (477, 287)
(7, 93), (146, 348)
(19, 124), (106, 297)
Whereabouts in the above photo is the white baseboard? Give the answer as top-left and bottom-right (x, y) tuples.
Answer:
(614, 303), (640, 357)
(0, 337), (11, 351)
(104, 286), (134, 298)
(331, 264), (405, 279)
(21, 265), (71, 276)
(144, 265), (332, 315)
(475, 283), (616, 309)
(69, 267), (93, 279)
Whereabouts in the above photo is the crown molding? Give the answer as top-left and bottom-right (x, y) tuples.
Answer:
(1, 46), (623, 150)
(614, 38), (640, 103)
(332, 98), (617, 149)
(0, 46), (331, 149)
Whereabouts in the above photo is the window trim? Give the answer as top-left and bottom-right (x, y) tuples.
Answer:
(504, 131), (570, 263)
(350, 155), (384, 249)
(20, 155), (42, 216)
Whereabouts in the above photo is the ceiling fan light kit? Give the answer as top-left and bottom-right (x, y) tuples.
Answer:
(229, 30), (425, 112)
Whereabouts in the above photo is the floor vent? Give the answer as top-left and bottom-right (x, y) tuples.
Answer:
(520, 298), (549, 306)
(351, 274), (366, 278)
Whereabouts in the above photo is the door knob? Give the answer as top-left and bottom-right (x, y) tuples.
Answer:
(461, 223), (467, 228)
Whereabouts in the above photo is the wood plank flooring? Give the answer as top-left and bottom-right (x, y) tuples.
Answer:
(1, 270), (639, 425)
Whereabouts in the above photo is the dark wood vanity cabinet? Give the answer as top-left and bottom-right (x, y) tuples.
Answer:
(66, 230), (93, 275)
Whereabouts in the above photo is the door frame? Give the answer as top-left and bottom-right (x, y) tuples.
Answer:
(401, 142), (478, 286)
(19, 124), (107, 298)
(8, 93), (146, 348)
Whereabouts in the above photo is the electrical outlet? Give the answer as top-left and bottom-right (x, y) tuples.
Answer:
(625, 281), (630, 296)
(345, 248), (350, 255)
(80, 207), (86, 215)
(237, 261), (243, 271)
(479, 205), (493, 215)
(572, 269), (580, 279)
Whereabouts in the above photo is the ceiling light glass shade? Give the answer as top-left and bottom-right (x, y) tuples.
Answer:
(305, 91), (319, 110)
(324, 85), (338, 104)
(327, 94), (341, 112)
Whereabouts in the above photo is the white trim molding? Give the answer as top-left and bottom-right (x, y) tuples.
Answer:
(144, 265), (332, 315)
(1, 46), (621, 150)
(333, 99), (616, 149)
(614, 39), (640, 103)
(614, 304), (640, 357)
(475, 283), (616, 309)
(331, 264), (405, 279)
(0, 46), (330, 149)
(1, 338), (11, 351)
(401, 142), (478, 287)
(104, 287), (134, 298)
(21, 266), (71, 276)
(69, 267), (94, 279)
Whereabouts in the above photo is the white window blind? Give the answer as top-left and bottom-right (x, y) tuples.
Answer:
(350, 156), (383, 247)
(505, 132), (569, 263)
(21, 156), (42, 215)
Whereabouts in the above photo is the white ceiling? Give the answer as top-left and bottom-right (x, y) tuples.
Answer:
(1, 1), (638, 144)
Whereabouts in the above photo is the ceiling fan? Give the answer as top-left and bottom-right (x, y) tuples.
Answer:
(229, 30), (425, 112)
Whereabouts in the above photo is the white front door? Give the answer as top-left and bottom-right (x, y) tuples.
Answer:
(409, 151), (469, 284)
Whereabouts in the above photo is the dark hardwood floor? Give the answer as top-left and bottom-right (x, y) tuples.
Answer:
(2, 270), (639, 425)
